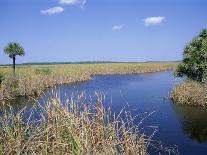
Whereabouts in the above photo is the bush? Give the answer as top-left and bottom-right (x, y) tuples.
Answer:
(35, 68), (52, 75)
(175, 29), (207, 82)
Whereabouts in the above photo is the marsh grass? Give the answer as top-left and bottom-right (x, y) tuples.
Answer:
(35, 68), (53, 75)
(171, 80), (207, 107)
(0, 72), (4, 84)
(0, 62), (177, 101)
(0, 93), (178, 155)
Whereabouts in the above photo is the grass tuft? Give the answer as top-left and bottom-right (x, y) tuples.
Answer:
(171, 80), (207, 107)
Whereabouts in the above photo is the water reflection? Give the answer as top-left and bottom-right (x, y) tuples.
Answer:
(174, 105), (207, 143)
(0, 97), (33, 111)
(0, 97), (36, 121)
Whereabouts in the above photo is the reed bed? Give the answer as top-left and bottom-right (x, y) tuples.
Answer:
(171, 80), (207, 107)
(0, 62), (177, 101)
(0, 93), (178, 155)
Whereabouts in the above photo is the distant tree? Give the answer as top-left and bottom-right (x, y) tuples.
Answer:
(175, 29), (207, 82)
(4, 42), (25, 77)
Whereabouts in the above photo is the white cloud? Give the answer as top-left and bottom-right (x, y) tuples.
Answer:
(112, 24), (124, 31)
(144, 16), (165, 26)
(41, 6), (64, 15)
(59, 0), (86, 9)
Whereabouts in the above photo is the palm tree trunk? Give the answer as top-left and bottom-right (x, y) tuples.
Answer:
(13, 56), (16, 77)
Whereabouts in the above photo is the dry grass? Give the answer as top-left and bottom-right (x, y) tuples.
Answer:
(171, 80), (207, 107)
(0, 62), (177, 101)
(0, 93), (169, 155)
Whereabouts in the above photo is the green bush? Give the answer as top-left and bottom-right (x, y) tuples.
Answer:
(35, 68), (52, 75)
(175, 29), (207, 82)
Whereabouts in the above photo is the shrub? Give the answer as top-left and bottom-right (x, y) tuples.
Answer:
(175, 29), (207, 82)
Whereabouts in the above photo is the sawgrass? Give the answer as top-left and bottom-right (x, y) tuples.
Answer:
(171, 80), (207, 107)
(0, 62), (177, 101)
(0, 93), (178, 154)
(0, 94), (145, 154)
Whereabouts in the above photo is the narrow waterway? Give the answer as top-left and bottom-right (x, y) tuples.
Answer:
(4, 71), (207, 155)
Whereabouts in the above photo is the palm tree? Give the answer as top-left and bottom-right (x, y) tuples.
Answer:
(4, 42), (25, 77)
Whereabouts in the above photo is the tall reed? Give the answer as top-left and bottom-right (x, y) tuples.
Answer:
(0, 93), (178, 154)
(171, 80), (207, 107)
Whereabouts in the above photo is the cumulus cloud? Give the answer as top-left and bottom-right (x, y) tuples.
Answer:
(144, 16), (165, 26)
(41, 6), (64, 15)
(59, 0), (86, 9)
(112, 24), (124, 31)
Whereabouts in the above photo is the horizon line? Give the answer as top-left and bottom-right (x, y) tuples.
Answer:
(0, 60), (181, 66)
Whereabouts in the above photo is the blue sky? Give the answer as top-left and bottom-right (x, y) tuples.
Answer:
(0, 0), (207, 64)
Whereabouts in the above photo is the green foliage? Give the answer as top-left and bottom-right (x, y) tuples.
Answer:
(4, 42), (25, 58)
(175, 29), (207, 82)
(35, 68), (52, 75)
(4, 42), (25, 77)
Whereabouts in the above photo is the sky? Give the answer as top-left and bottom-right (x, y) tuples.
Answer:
(0, 0), (207, 64)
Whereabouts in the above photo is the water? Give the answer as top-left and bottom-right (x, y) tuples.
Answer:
(3, 71), (207, 155)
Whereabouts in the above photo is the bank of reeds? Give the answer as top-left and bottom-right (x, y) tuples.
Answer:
(0, 62), (177, 101)
(0, 94), (177, 154)
(171, 80), (207, 107)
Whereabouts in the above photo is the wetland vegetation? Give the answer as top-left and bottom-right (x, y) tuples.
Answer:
(172, 29), (207, 107)
(0, 94), (151, 155)
(0, 62), (177, 101)
(1, 1), (207, 154)
(0, 62), (180, 155)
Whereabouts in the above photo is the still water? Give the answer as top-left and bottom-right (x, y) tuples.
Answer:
(4, 71), (207, 155)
